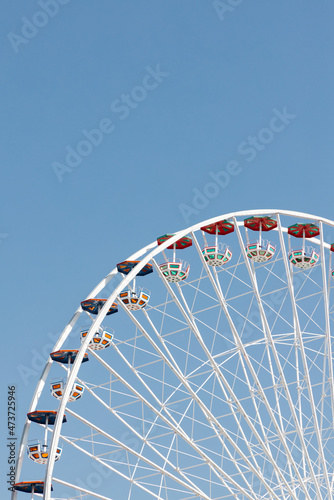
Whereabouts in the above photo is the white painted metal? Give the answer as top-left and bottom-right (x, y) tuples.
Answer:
(190, 231), (300, 499)
(319, 221), (334, 428)
(112, 302), (257, 499)
(52, 477), (114, 500)
(234, 218), (319, 500)
(11, 241), (156, 500)
(13, 210), (334, 500)
(276, 215), (331, 496)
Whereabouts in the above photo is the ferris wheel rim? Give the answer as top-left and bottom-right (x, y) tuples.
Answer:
(13, 208), (334, 500)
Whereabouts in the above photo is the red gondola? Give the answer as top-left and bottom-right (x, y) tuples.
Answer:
(201, 219), (234, 235)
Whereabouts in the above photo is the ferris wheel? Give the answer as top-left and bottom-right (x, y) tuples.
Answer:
(12, 209), (334, 500)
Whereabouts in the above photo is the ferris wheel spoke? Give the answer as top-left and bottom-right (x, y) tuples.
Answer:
(161, 285), (292, 498)
(294, 224), (334, 480)
(123, 304), (288, 499)
(152, 264), (293, 498)
(276, 214), (332, 497)
(234, 216), (321, 500)
(87, 342), (258, 500)
(55, 434), (166, 500)
(67, 368), (217, 500)
(53, 476), (115, 500)
(294, 298), (324, 340)
(15, 210), (334, 500)
(319, 222), (334, 430)
(190, 230), (301, 498)
(65, 407), (248, 500)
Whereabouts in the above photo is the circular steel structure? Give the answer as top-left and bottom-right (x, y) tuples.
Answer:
(13, 210), (334, 500)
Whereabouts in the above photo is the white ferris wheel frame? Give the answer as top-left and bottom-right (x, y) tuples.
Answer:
(12, 208), (334, 500)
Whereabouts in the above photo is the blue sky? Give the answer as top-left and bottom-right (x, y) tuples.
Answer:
(1, 1), (334, 497)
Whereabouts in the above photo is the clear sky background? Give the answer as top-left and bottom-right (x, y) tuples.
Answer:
(1, 0), (334, 497)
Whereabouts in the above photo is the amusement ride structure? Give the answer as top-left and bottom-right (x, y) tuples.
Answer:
(12, 210), (334, 500)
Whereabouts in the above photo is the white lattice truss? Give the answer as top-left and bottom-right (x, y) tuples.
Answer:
(13, 210), (334, 500)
